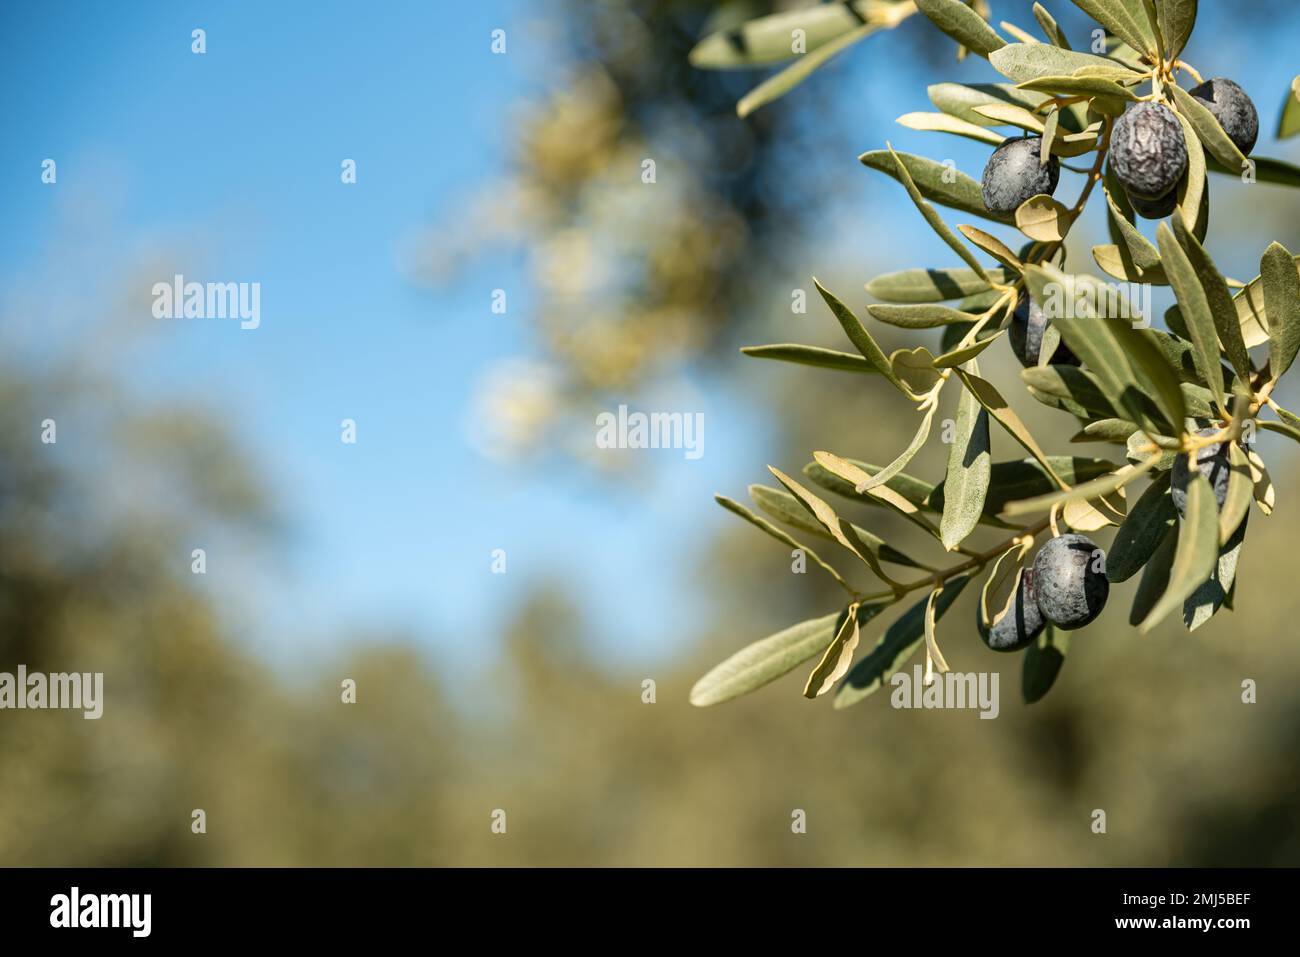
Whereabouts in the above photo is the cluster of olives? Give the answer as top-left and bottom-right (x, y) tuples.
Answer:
(981, 534), (1109, 651)
(979, 77), (1258, 222)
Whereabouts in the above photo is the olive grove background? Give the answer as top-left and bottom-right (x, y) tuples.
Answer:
(1, 0), (1299, 865)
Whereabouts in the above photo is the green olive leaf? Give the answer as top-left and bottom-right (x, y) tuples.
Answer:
(747, 485), (927, 569)
(939, 360), (992, 551)
(1168, 216), (1251, 382)
(896, 111), (1007, 146)
(1015, 193), (1074, 242)
(1232, 253), (1300, 349)
(865, 266), (1014, 303)
(1023, 624), (1069, 704)
(1169, 82), (1248, 173)
(1138, 471), (1220, 633)
(1172, 107), (1206, 238)
(804, 603), (862, 698)
(914, 0), (1006, 57)
(689, 0), (882, 68)
(1184, 512), (1247, 631)
(1106, 471), (1176, 582)
(1032, 3), (1071, 48)
(1279, 75), (1300, 140)
(1155, 0), (1197, 60)
(736, 22), (878, 118)
(739, 343), (885, 374)
(1070, 0), (1157, 58)
(814, 278), (901, 387)
(988, 41), (1139, 84)
(1261, 242), (1300, 383)
(1156, 221), (1227, 412)
(860, 149), (1015, 223)
(715, 494), (855, 593)
(885, 143), (990, 280)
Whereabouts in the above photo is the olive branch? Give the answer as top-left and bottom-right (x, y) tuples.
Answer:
(688, 0), (1300, 710)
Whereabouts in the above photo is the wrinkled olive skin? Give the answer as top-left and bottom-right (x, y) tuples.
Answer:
(981, 136), (1060, 215)
(1191, 77), (1259, 156)
(1110, 103), (1188, 201)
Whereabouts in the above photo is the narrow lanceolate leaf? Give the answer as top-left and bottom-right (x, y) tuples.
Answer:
(927, 82), (1058, 128)
(1016, 193), (1073, 242)
(689, 1), (882, 68)
(896, 111), (1006, 146)
(809, 451), (947, 538)
(886, 143), (989, 280)
(867, 303), (979, 328)
(1168, 83), (1248, 173)
(747, 485), (927, 568)
(1245, 448), (1275, 516)
(860, 150), (1015, 224)
(834, 575), (973, 709)
(690, 609), (886, 707)
(940, 362), (992, 550)
(1170, 217), (1252, 382)
(1021, 365), (1118, 420)
(866, 267), (1013, 303)
(972, 101), (1046, 132)
(1280, 76), (1300, 140)
(1208, 155), (1300, 188)
(930, 456), (1119, 519)
(1130, 522), (1177, 625)
(1024, 265), (1185, 438)
(1173, 108), (1206, 238)
(768, 466), (901, 588)
(1033, 3), (1070, 48)
(1259, 420), (1300, 445)
(957, 225), (1022, 271)
(1156, 0), (1196, 60)
(715, 495), (854, 593)
(1040, 108), (1059, 163)
(736, 22), (877, 118)
(1139, 472), (1220, 633)
(988, 42), (1138, 85)
(814, 279), (898, 385)
(1023, 625), (1069, 704)
(932, 330), (1004, 367)
(1185, 513), (1247, 631)
(915, 0), (1005, 57)
(1262, 242), (1300, 382)
(1106, 472), (1176, 582)
(1018, 75), (1139, 102)
(851, 405), (938, 493)
(1102, 170), (1162, 274)
(1157, 222), (1226, 412)
(804, 603), (861, 699)
(740, 343), (884, 374)
(1217, 444), (1252, 546)
(1071, 0), (1157, 58)
(1093, 245), (1168, 285)
(952, 368), (1063, 485)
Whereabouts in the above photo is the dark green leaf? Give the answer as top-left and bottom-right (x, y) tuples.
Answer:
(1138, 471), (1220, 632)
(1169, 82), (1248, 172)
(814, 278), (899, 385)
(1156, 221), (1226, 411)
(1021, 365), (1119, 419)
(860, 150), (1014, 223)
(1169, 217), (1252, 382)
(1023, 624), (1069, 704)
(1262, 242), (1300, 382)
(1107, 472), (1176, 582)
(1184, 512), (1247, 631)
(865, 266), (1014, 303)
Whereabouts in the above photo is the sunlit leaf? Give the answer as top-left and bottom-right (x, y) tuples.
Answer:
(715, 494), (854, 593)
(867, 302), (981, 328)
(804, 602), (861, 698)
(740, 343), (884, 374)
(690, 0), (883, 68)
(860, 149), (1014, 223)
(988, 41), (1139, 84)
(747, 485), (927, 568)
(939, 361), (992, 550)
(1262, 242), (1300, 382)
(915, 0), (1006, 57)
(1169, 216), (1252, 382)
(1156, 0), (1197, 60)
(1169, 83), (1248, 173)
(866, 266), (1014, 303)
(896, 111), (1006, 146)
(1070, 0), (1157, 58)
(1279, 75), (1300, 140)
(1156, 222), (1226, 411)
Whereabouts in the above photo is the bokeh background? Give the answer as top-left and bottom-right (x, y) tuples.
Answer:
(2, 0), (1299, 865)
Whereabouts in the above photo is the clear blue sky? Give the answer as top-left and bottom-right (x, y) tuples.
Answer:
(2, 2), (1297, 674)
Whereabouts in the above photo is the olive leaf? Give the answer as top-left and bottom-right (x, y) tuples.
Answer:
(1040, 108), (1059, 163)
(740, 343), (885, 374)
(803, 455), (937, 512)
(737, 22), (878, 118)
(957, 225), (1023, 271)
(1261, 242), (1300, 383)
(1172, 108), (1206, 238)
(1207, 155), (1300, 188)
(1102, 168), (1163, 275)
(988, 42), (1138, 85)
(885, 143), (990, 280)
(932, 331), (1004, 367)
(1021, 365), (1119, 420)
(748, 485), (928, 569)
(866, 266), (1015, 303)
(1168, 83), (1248, 173)
(1156, 221), (1227, 412)
(1106, 472), (1176, 582)
(922, 586), (950, 681)
(978, 542), (1030, 636)
(1032, 3), (1070, 48)
(1245, 447), (1275, 516)
(715, 494), (855, 593)
(1184, 512), (1248, 631)
(930, 456), (1119, 519)
(867, 303), (982, 328)
(939, 360), (992, 550)
(952, 367), (1064, 483)
(1073, 418), (1141, 444)
(834, 574), (974, 709)
(1018, 74), (1139, 102)
(689, 0), (882, 68)
(1001, 455), (1157, 517)
(804, 603), (862, 699)
(814, 278), (900, 386)
(1093, 245), (1167, 285)
(896, 111), (1007, 146)
(1070, 0), (1157, 59)
(1024, 265), (1185, 438)
(914, 0), (1006, 58)
(927, 81), (1065, 129)
(973, 101), (1047, 133)
(860, 150), (1015, 224)
(768, 466), (903, 588)
(1155, 0), (1196, 61)
(1279, 75), (1300, 140)
(1016, 193), (1073, 242)
(849, 404), (939, 493)
(1216, 444), (1252, 547)
(1138, 471), (1220, 633)
(808, 451), (949, 539)
(1023, 624), (1069, 704)
(1169, 216), (1252, 383)
(1233, 252), (1300, 349)
(689, 604), (885, 707)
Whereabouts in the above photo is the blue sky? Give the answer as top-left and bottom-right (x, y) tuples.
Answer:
(2, 1), (1297, 674)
